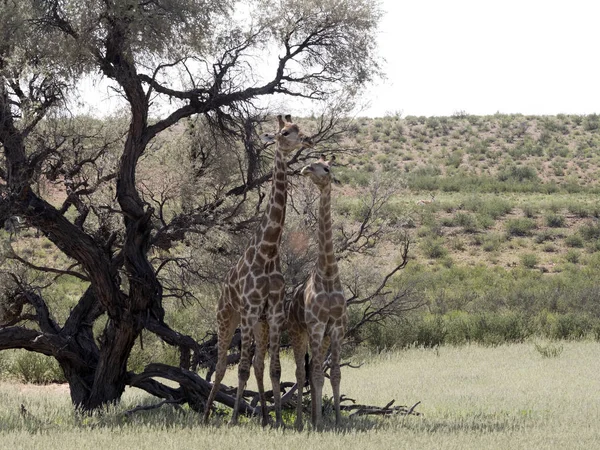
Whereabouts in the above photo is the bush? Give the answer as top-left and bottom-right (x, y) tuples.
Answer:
(416, 315), (446, 347)
(506, 218), (537, 236)
(522, 204), (539, 218)
(579, 221), (600, 241)
(520, 253), (538, 268)
(421, 237), (448, 259)
(545, 213), (565, 228)
(482, 233), (504, 252)
(7, 351), (65, 384)
(565, 234), (584, 248)
(497, 165), (539, 183)
(458, 197), (510, 220)
(565, 249), (580, 264)
(417, 312), (529, 347)
(583, 113), (600, 131)
(366, 309), (600, 350)
(568, 203), (592, 218)
(535, 229), (556, 244)
(548, 314), (593, 340)
(454, 212), (479, 233)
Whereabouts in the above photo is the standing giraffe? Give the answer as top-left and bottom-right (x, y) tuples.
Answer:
(203, 115), (310, 427)
(287, 155), (347, 430)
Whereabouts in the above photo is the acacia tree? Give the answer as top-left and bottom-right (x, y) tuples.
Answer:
(0, 0), (384, 411)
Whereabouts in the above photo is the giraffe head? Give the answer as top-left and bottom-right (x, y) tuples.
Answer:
(300, 155), (336, 190)
(261, 115), (312, 154)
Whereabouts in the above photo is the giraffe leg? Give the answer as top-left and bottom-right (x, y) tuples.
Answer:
(329, 332), (343, 427)
(290, 328), (308, 431)
(308, 325), (326, 430)
(203, 304), (238, 424)
(253, 319), (270, 427)
(230, 323), (253, 425)
(268, 292), (285, 428)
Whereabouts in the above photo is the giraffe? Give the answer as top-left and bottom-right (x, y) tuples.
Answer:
(287, 155), (347, 430)
(203, 115), (310, 427)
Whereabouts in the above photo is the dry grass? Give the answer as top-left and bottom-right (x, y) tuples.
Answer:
(1, 341), (599, 449)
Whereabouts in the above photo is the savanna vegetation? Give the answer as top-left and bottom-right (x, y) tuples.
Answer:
(1, 0), (600, 437)
(2, 342), (600, 449)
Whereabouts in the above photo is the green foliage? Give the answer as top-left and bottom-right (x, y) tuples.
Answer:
(481, 233), (505, 252)
(534, 312), (595, 340)
(583, 113), (600, 131)
(567, 203), (593, 218)
(421, 237), (447, 259)
(461, 196), (513, 218)
(505, 218), (537, 236)
(372, 311), (533, 348)
(521, 204), (538, 218)
(579, 220), (600, 241)
(362, 309), (600, 350)
(545, 213), (565, 228)
(565, 249), (580, 264)
(415, 315), (446, 348)
(6, 351), (66, 384)
(453, 212), (479, 233)
(520, 253), (538, 269)
(497, 165), (539, 183)
(565, 234), (584, 248)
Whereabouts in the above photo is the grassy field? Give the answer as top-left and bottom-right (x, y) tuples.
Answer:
(1, 341), (599, 449)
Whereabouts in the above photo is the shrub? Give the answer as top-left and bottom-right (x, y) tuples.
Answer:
(489, 198), (514, 217)
(482, 233), (504, 252)
(520, 253), (538, 269)
(454, 212), (479, 233)
(545, 213), (565, 228)
(583, 113), (600, 131)
(416, 315), (446, 347)
(477, 214), (495, 229)
(521, 204), (539, 218)
(7, 351), (66, 384)
(440, 216), (456, 227)
(535, 230), (555, 244)
(579, 221), (600, 241)
(547, 313), (593, 340)
(506, 218), (537, 236)
(565, 250), (580, 264)
(497, 165), (539, 183)
(421, 237), (448, 259)
(565, 234), (584, 248)
(441, 312), (528, 346)
(568, 203), (591, 218)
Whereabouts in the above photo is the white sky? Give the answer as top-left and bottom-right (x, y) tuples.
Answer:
(362, 0), (600, 117)
(79, 0), (600, 119)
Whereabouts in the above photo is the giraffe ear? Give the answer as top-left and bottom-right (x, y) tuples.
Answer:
(319, 154), (327, 162)
(277, 115), (285, 130)
(329, 155), (336, 164)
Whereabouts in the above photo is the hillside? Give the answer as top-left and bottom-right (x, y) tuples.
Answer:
(342, 113), (600, 186)
(3, 113), (600, 382)
(329, 113), (600, 274)
(292, 113), (600, 347)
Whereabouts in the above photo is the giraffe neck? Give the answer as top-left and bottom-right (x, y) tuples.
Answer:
(316, 182), (338, 279)
(254, 145), (287, 257)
